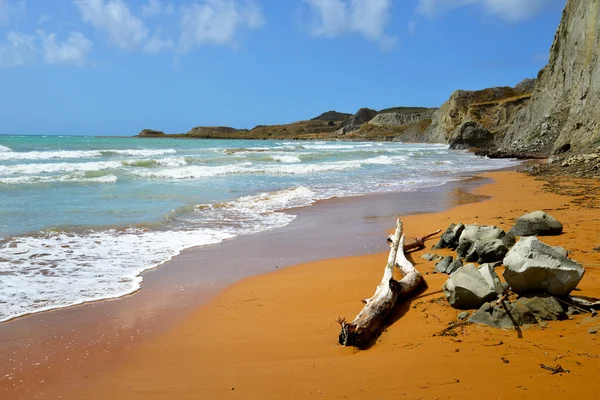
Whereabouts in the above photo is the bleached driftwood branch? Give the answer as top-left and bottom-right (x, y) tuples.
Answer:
(338, 219), (426, 348)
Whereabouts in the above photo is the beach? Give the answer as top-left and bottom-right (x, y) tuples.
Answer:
(3, 170), (599, 399)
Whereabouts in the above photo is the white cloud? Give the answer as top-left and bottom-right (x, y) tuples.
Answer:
(141, 0), (162, 18)
(73, 0), (149, 49)
(0, 31), (36, 67)
(304, 0), (395, 48)
(417, 0), (551, 21)
(40, 31), (93, 66)
(143, 35), (173, 53)
(0, 0), (26, 25)
(179, 0), (265, 52)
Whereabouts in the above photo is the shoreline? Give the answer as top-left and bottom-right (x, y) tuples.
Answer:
(0, 171), (495, 399)
(47, 170), (600, 400)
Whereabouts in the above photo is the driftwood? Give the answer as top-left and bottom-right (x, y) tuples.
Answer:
(338, 219), (426, 348)
(388, 229), (442, 252)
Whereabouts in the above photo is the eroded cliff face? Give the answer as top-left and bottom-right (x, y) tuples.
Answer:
(424, 85), (532, 145)
(423, 0), (600, 156)
(501, 0), (600, 155)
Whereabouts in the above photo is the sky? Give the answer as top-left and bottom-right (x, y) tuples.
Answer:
(0, 0), (566, 136)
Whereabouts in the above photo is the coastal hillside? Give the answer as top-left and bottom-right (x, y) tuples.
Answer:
(137, 106), (436, 141)
(421, 83), (533, 146)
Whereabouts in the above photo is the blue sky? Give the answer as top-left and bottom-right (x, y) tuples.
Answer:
(0, 0), (565, 136)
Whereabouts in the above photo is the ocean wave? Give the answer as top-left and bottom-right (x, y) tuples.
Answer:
(0, 160), (122, 176)
(0, 148), (177, 161)
(270, 155), (301, 163)
(0, 228), (234, 322)
(0, 173), (118, 185)
(301, 143), (374, 150)
(231, 186), (317, 213)
(122, 156), (188, 168)
(132, 162), (254, 179)
(361, 155), (408, 165)
(103, 149), (177, 157)
(0, 144), (11, 152)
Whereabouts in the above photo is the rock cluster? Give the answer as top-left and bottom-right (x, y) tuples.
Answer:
(529, 147), (600, 179)
(434, 223), (514, 264)
(431, 213), (589, 329)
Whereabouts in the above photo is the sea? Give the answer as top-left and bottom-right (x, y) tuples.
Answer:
(0, 135), (519, 322)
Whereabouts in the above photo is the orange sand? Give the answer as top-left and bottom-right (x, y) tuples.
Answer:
(30, 172), (600, 399)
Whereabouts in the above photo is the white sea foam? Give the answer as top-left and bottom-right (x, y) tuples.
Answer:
(0, 144), (12, 152)
(301, 143), (374, 150)
(0, 173), (118, 185)
(0, 160), (122, 175)
(235, 186), (317, 213)
(361, 155), (408, 165)
(0, 148), (177, 161)
(132, 162), (254, 179)
(103, 149), (177, 157)
(0, 228), (234, 322)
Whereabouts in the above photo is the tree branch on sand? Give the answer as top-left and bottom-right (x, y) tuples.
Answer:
(338, 219), (427, 349)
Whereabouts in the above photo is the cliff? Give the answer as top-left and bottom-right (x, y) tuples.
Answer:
(500, 0), (600, 155)
(427, 0), (600, 157)
(424, 84), (533, 146)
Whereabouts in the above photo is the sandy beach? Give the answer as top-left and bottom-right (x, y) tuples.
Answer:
(2, 170), (594, 400)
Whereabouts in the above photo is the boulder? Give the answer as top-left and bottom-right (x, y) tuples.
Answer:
(469, 293), (567, 329)
(517, 294), (566, 321)
(478, 264), (505, 295)
(456, 224), (515, 263)
(443, 264), (498, 310)
(449, 121), (494, 150)
(433, 223), (465, 250)
(469, 301), (538, 329)
(446, 259), (463, 275)
(503, 236), (585, 296)
(435, 256), (454, 273)
(509, 211), (563, 236)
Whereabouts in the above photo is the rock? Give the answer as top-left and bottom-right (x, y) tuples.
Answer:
(433, 223), (465, 250)
(369, 110), (435, 126)
(469, 301), (539, 329)
(435, 256), (454, 273)
(456, 225), (514, 263)
(457, 312), (470, 320)
(478, 264), (505, 295)
(509, 211), (563, 236)
(421, 253), (443, 262)
(516, 294), (567, 321)
(503, 236), (585, 296)
(443, 264), (498, 310)
(588, 327), (599, 334)
(466, 239), (509, 264)
(449, 121), (494, 150)
(446, 259), (463, 275)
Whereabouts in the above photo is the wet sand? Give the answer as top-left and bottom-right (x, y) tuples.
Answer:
(22, 170), (600, 400)
(0, 175), (490, 399)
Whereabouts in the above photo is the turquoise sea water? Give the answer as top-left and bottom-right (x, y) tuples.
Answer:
(0, 135), (518, 322)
